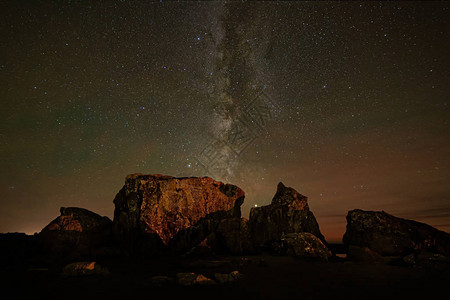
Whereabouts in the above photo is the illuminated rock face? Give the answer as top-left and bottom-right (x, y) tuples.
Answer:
(39, 207), (112, 256)
(343, 209), (450, 257)
(249, 182), (325, 249)
(272, 232), (332, 260)
(113, 174), (247, 254)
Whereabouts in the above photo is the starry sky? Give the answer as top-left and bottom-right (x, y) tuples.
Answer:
(1, 1), (449, 242)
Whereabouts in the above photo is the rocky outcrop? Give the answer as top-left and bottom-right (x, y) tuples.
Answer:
(39, 207), (112, 257)
(113, 174), (248, 255)
(271, 232), (332, 260)
(249, 182), (325, 249)
(343, 209), (450, 257)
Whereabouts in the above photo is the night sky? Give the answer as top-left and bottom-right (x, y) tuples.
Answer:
(2, 1), (449, 242)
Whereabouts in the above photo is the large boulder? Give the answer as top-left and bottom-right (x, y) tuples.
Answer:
(343, 209), (450, 257)
(113, 174), (248, 255)
(248, 182), (325, 249)
(39, 207), (112, 257)
(271, 232), (332, 260)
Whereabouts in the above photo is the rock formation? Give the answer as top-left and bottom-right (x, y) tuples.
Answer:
(248, 182), (325, 249)
(343, 209), (450, 257)
(39, 207), (112, 257)
(113, 173), (249, 255)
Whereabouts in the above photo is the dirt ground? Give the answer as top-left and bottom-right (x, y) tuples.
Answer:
(2, 253), (449, 300)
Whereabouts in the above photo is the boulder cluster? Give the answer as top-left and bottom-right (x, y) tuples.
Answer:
(36, 174), (331, 260)
(18, 173), (449, 269)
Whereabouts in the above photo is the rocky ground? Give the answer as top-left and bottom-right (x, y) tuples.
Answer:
(2, 253), (449, 300)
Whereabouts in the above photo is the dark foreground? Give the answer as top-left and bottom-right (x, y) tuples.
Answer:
(2, 254), (449, 300)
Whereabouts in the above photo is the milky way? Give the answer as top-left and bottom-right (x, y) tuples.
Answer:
(2, 1), (449, 241)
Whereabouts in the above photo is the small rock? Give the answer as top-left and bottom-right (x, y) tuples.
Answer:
(259, 258), (268, 267)
(176, 272), (197, 286)
(194, 274), (216, 286)
(229, 270), (244, 280)
(416, 251), (450, 268)
(348, 245), (383, 262)
(214, 271), (244, 283)
(214, 273), (233, 283)
(417, 251), (450, 262)
(176, 272), (216, 286)
(235, 257), (251, 266)
(62, 261), (109, 277)
(151, 275), (173, 286)
(403, 253), (416, 265)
